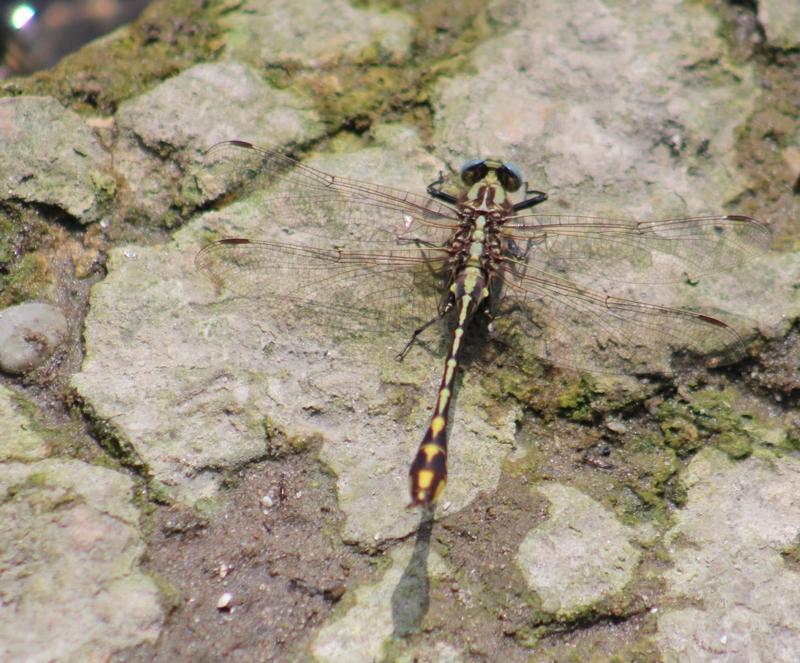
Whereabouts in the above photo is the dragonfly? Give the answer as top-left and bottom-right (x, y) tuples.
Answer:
(195, 140), (770, 509)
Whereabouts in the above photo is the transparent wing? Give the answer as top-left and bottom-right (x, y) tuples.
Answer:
(496, 257), (748, 375)
(195, 141), (466, 337)
(502, 214), (770, 284)
(196, 144), (768, 373)
(198, 140), (460, 247)
(196, 236), (452, 336)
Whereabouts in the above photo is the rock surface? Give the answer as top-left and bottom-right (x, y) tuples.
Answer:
(0, 96), (113, 223)
(221, 0), (414, 68)
(113, 60), (324, 225)
(1, 0), (798, 659)
(0, 454), (163, 660)
(312, 543), (450, 661)
(72, 124), (519, 543)
(759, 0), (800, 50)
(516, 483), (642, 618)
(0, 387), (162, 660)
(657, 448), (800, 661)
(0, 385), (50, 460)
(427, 0), (797, 374)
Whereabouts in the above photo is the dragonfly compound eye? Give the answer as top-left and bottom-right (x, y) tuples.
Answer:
(460, 158), (488, 186)
(498, 162), (523, 192)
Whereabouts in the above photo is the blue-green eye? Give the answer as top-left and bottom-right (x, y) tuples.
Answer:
(459, 158), (487, 185)
(459, 158), (524, 191)
(499, 162), (523, 192)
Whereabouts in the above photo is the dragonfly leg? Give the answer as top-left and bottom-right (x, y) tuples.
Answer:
(506, 236), (535, 262)
(395, 236), (441, 249)
(396, 301), (453, 361)
(483, 298), (519, 338)
(512, 187), (548, 211)
(427, 170), (458, 205)
(507, 238), (536, 283)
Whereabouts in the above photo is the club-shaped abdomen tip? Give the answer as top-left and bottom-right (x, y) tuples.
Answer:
(408, 442), (448, 508)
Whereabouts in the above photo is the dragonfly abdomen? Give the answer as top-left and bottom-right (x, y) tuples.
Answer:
(409, 264), (489, 508)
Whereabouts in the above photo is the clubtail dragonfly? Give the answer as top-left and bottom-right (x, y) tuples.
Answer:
(195, 140), (769, 508)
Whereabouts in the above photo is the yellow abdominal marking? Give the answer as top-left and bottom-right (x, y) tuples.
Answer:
(429, 417), (446, 438)
(437, 388), (451, 411)
(416, 469), (434, 490)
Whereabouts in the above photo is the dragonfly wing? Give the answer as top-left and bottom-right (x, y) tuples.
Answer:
(502, 214), (770, 285)
(196, 237), (452, 337)
(497, 261), (748, 375)
(198, 141), (460, 245)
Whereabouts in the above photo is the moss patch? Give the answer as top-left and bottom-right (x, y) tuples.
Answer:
(263, 415), (321, 459)
(656, 387), (754, 460)
(0, 206), (54, 307)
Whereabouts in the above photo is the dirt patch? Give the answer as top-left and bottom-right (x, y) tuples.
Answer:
(118, 454), (374, 661)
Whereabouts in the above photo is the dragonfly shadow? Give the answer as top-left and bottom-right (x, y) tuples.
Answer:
(390, 508), (435, 638)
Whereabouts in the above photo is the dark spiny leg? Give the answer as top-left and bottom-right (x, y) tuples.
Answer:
(506, 237), (535, 280)
(506, 237), (533, 261)
(395, 235), (455, 306)
(485, 238), (533, 339)
(512, 187), (548, 211)
(427, 170), (458, 205)
(396, 234), (454, 273)
(396, 300), (453, 361)
(396, 237), (441, 249)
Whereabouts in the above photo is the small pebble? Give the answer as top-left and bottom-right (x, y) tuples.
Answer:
(606, 420), (627, 434)
(216, 592), (234, 611)
(326, 584), (346, 602)
(0, 302), (68, 374)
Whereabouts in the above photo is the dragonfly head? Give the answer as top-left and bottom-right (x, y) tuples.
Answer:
(460, 157), (524, 192)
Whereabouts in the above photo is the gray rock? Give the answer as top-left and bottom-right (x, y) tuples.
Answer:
(0, 385), (50, 461)
(113, 61), (324, 225)
(12, 0), (797, 658)
(0, 458), (163, 661)
(0, 301), (68, 375)
(759, 1), (800, 50)
(221, 0), (414, 68)
(312, 544), (450, 661)
(434, 0), (755, 214)
(657, 448), (800, 660)
(71, 0), (800, 551)
(0, 96), (113, 223)
(427, 0), (798, 372)
(116, 61), (324, 157)
(516, 483), (641, 618)
(72, 126), (516, 546)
